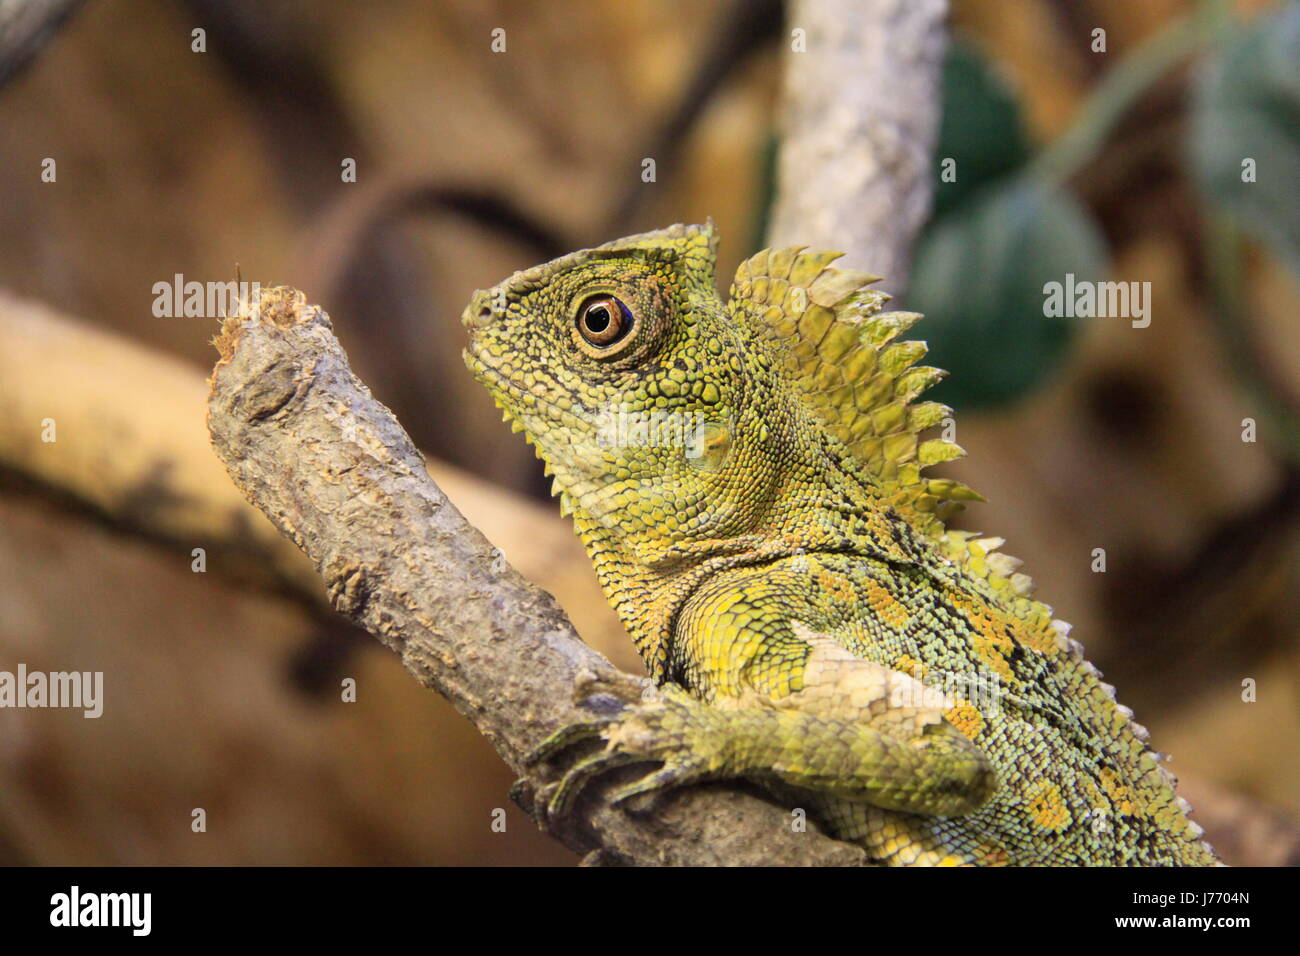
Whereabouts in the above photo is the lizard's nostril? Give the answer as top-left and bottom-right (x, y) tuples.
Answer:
(462, 296), (499, 330)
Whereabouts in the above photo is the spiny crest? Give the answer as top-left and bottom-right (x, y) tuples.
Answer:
(940, 529), (1044, 613)
(729, 245), (983, 540)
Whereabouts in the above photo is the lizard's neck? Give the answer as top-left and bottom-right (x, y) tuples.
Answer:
(568, 436), (920, 681)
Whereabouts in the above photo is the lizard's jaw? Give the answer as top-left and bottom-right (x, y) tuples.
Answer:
(463, 344), (575, 433)
(462, 344), (614, 503)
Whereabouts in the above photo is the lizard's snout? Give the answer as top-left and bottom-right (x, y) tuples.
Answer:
(462, 290), (499, 333)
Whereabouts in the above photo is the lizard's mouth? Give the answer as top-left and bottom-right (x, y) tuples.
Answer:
(463, 344), (588, 433)
(463, 344), (629, 505)
(462, 345), (526, 412)
(461, 340), (496, 386)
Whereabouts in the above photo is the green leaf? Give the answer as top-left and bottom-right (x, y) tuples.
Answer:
(1190, 5), (1300, 274)
(932, 38), (1032, 217)
(909, 178), (1107, 410)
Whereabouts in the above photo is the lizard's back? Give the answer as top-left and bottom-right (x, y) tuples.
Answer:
(682, 547), (1217, 864)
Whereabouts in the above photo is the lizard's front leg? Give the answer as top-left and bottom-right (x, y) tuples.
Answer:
(528, 589), (998, 826)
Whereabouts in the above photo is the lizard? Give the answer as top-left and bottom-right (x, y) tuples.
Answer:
(461, 221), (1220, 866)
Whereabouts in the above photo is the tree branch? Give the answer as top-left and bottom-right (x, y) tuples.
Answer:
(768, 0), (947, 296)
(205, 286), (864, 866)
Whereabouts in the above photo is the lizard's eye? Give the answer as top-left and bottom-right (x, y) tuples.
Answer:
(576, 294), (632, 348)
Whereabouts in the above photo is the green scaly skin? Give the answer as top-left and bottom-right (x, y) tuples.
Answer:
(462, 222), (1219, 866)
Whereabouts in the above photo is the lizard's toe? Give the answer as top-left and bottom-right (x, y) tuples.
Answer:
(607, 758), (709, 809)
(546, 749), (646, 820)
(523, 718), (614, 766)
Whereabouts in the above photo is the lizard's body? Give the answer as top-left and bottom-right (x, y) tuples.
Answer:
(463, 223), (1218, 865)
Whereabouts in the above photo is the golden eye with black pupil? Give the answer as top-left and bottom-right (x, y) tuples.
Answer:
(576, 294), (632, 347)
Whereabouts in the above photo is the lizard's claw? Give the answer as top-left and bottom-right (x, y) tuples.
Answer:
(545, 749), (650, 819)
(605, 759), (710, 807)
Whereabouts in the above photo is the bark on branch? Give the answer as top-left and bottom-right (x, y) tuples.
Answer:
(205, 286), (864, 866)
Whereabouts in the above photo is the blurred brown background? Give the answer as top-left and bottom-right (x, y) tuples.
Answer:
(0, 0), (1296, 865)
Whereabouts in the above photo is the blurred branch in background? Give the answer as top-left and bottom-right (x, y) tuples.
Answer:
(1028, 2), (1219, 191)
(294, 177), (568, 309)
(0, 0), (84, 88)
(177, 0), (453, 471)
(0, 290), (322, 599)
(605, 0), (783, 235)
(768, 0), (947, 295)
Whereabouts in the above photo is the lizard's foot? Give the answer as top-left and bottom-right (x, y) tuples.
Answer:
(529, 684), (726, 824)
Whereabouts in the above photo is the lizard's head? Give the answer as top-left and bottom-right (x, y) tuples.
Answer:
(463, 222), (797, 564)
